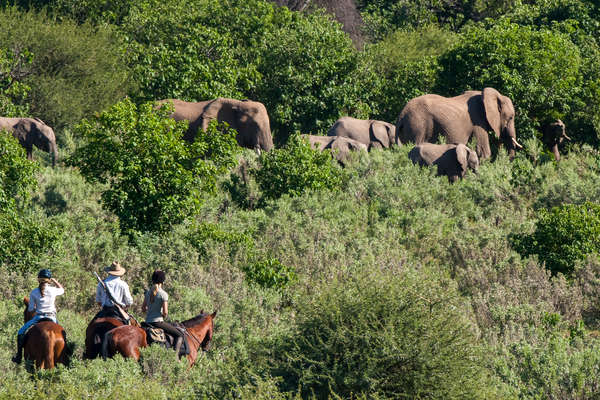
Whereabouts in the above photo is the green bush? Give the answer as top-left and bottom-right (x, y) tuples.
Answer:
(241, 258), (296, 291)
(268, 267), (495, 399)
(69, 99), (239, 236)
(253, 134), (346, 201)
(512, 202), (600, 276)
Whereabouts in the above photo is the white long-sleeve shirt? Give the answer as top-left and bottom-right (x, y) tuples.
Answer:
(96, 275), (133, 307)
(28, 286), (64, 314)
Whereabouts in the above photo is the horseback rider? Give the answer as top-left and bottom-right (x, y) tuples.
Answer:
(92, 261), (133, 323)
(142, 270), (185, 356)
(12, 269), (64, 364)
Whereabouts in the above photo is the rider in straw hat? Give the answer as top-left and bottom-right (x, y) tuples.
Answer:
(12, 269), (64, 363)
(92, 261), (133, 323)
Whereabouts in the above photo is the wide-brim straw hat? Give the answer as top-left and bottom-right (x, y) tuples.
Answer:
(105, 261), (126, 276)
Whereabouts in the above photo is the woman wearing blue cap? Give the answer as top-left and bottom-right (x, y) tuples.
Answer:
(12, 269), (64, 364)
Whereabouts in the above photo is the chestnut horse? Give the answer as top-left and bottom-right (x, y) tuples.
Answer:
(102, 311), (217, 365)
(21, 297), (68, 369)
(84, 317), (125, 359)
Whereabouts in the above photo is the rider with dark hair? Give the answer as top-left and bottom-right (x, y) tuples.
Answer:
(12, 269), (64, 363)
(142, 270), (185, 356)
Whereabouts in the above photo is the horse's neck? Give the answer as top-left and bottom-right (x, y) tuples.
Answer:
(185, 318), (212, 348)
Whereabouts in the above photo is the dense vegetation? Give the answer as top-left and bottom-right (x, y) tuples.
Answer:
(1, 0), (600, 398)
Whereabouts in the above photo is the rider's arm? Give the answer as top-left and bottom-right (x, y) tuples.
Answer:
(162, 301), (168, 319)
(50, 278), (63, 289)
(142, 295), (148, 313)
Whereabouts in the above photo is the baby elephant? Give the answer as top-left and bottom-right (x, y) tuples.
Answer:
(409, 143), (479, 183)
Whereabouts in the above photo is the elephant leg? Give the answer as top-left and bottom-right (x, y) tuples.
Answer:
(473, 128), (491, 160)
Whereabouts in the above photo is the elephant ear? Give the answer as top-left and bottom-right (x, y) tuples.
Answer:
(456, 144), (468, 172)
(482, 87), (502, 139)
(370, 122), (390, 147)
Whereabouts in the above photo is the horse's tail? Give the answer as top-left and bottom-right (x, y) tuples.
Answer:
(101, 330), (113, 360)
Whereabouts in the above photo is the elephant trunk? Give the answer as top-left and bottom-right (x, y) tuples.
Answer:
(51, 142), (58, 167)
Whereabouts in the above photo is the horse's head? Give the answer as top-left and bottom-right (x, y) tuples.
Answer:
(183, 310), (217, 352)
(23, 297), (35, 323)
(201, 311), (217, 351)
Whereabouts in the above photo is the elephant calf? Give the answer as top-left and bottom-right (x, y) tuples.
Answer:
(542, 119), (570, 161)
(327, 116), (398, 150)
(302, 134), (367, 165)
(408, 143), (479, 183)
(0, 117), (58, 166)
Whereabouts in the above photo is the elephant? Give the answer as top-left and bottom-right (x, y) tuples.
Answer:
(408, 143), (479, 183)
(302, 134), (367, 164)
(542, 119), (570, 161)
(327, 116), (398, 150)
(157, 98), (273, 152)
(0, 117), (58, 166)
(396, 88), (522, 160)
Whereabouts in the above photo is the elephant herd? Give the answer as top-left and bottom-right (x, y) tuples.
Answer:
(0, 88), (570, 182)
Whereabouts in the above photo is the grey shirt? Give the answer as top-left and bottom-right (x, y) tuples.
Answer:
(144, 287), (168, 323)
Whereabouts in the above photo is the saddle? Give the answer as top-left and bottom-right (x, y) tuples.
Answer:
(141, 322), (190, 357)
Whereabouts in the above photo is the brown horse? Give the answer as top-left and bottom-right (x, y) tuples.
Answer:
(102, 311), (217, 366)
(84, 317), (124, 359)
(21, 297), (68, 369)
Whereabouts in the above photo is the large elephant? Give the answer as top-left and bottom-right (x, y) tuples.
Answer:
(396, 88), (522, 160)
(0, 117), (58, 166)
(157, 98), (273, 152)
(408, 143), (479, 183)
(542, 119), (570, 161)
(302, 134), (367, 164)
(327, 116), (398, 150)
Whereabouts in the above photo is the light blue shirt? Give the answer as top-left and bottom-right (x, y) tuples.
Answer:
(96, 275), (133, 307)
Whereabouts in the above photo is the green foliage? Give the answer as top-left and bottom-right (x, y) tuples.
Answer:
(0, 132), (58, 271)
(437, 20), (592, 143)
(121, 0), (255, 103)
(362, 25), (453, 122)
(253, 134), (346, 201)
(512, 202), (600, 276)
(0, 7), (131, 130)
(241, 258), (296, 291)
(185, 222), (254, 261)
(69, 99), (239, 235)
(269, 267), (494, 399)
(0, 46), (32, 117)
(356, 0), (517, 41)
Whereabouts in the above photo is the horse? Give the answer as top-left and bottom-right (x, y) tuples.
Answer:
(21, 297), (68, 369)
(84, 317), (125, 359)
(102, 311), (217, 366)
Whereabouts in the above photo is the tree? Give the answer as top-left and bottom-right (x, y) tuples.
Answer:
(70, 99), (239, 235)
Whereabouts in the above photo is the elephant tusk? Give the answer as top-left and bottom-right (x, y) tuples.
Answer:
(512, 137), (523, 149)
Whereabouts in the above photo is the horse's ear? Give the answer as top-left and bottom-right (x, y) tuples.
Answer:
(211, 311), (217, 318)
(200, 309), (204, 315)
(23, 297), (29, 306)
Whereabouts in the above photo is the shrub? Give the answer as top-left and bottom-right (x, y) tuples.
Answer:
(253, 134), (346, 201)
(241, 258), (297, 291)
(69, 99), (239, 236)
(512, 202), (600, 276)
(268, 267), (496, 398)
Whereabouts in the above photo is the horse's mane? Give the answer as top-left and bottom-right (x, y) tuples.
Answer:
(182, 313), (209, 328)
